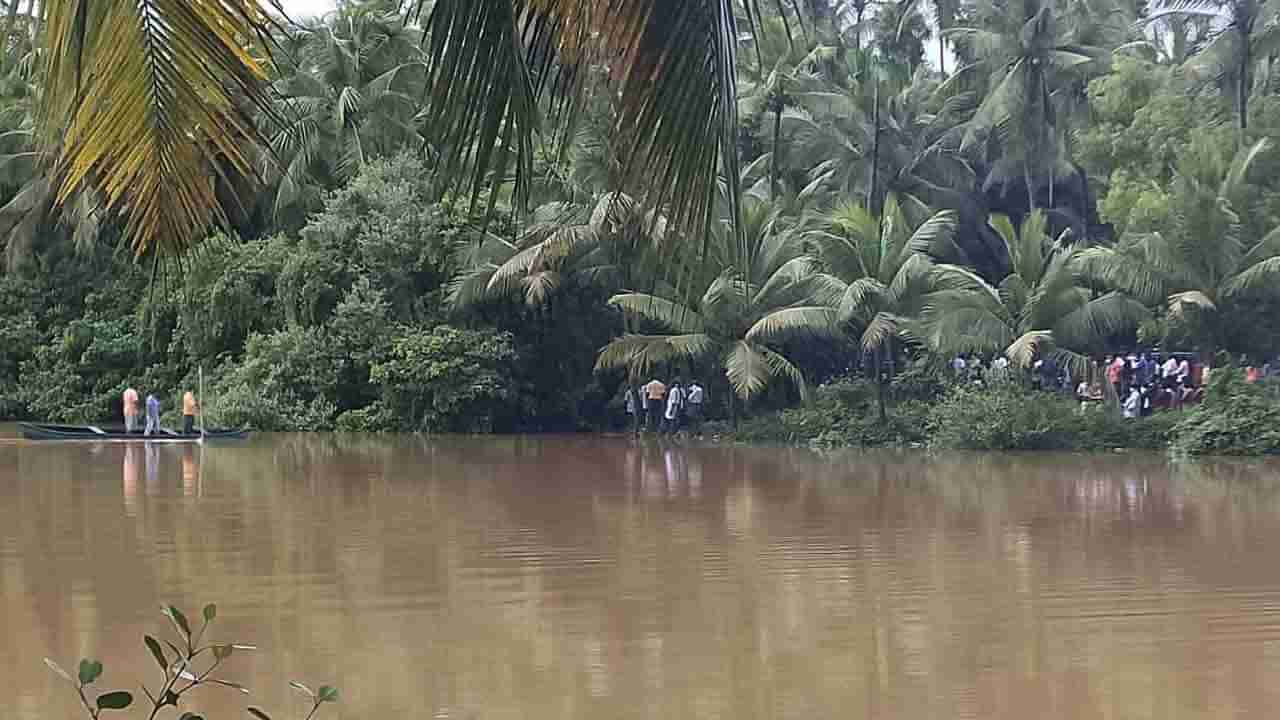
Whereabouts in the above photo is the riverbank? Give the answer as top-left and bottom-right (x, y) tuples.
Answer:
(712, 368), (1280, 456)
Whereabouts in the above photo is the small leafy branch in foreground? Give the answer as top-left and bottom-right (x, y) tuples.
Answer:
(45, 603), (339, 720)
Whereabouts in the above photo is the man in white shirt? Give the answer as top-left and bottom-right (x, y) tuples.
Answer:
(663, 381), (685, 434)
(686, 381), (705, 436)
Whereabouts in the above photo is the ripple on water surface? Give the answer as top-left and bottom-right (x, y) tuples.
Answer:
(2, 435), (1280, 719)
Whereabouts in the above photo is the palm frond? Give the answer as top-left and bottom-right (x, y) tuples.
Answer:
(1005, 330), (1053, 368)
(42, 0), (280, 258)
(596, 333), (718, 378)
(421, 0), (742, 239)
(609, 292), (708, 333)
(1168, 289), (1217, 317)
(745, 306), (841, 344)
(1224, 257), (1280, 297)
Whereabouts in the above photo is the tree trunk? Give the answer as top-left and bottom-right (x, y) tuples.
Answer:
(938, 33), (946, 75)
(875, 345), (887, 422)
(1239, 24), (1251, 138)
(771, 102), (783, 200)
(867, 78), (881, 213)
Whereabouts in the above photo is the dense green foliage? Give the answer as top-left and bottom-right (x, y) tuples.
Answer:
(4, 0), (1280, 449)
(1172, 368), (1280, 455)
(722, 372), (1182, 451)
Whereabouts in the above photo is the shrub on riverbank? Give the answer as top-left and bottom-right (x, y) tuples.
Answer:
(724, 378), (931, 448)
(724, 377), (1181, 451)
(1172, 370), (1280, 455)
(927, 384), (1177, 451)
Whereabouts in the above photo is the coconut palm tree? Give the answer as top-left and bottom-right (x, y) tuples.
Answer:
(948, 0), (1108, 211)
(449, 193), (668, 310)
(1146, 0), (1280, 136)
(919, 210), (1149, 368)
(595, 194), (840, 407)
(1076, 137), (1280, 353)
(266, 5), (426, 220)
(807, 194), (957, 416)
(418, 0), (750, 240)
(0, 54), (104, 267)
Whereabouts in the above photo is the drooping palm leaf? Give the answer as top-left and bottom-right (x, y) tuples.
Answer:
(418, 0), (745, 243)
(41, 0), (282, 258)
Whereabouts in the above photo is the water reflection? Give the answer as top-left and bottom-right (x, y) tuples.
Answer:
(4, 436), (1280, 719)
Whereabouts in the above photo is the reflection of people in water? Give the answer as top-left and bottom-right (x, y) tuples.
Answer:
(182, 446), (197, 495)
(122, 444), (140, 515)
(144, 441), (160, 491)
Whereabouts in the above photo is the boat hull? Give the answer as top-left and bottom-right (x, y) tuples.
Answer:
(19, 423), (250, 442)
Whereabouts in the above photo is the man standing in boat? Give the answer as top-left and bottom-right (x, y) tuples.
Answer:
(145, 393), (161, 435)
(182, 390), (198, 435)
(122, 386), (140, 434)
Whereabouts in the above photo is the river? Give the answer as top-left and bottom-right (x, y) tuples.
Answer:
(2, 433), (1280, 719)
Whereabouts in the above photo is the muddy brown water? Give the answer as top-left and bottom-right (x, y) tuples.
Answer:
(3, 432), (1280, 719)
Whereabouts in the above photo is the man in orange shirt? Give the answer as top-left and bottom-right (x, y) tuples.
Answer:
(641, 378), (666, 433)
(122, 387), (140, 433)
(182, 390), (198, 435)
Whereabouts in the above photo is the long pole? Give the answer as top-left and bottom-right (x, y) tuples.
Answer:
(198, 365), (205, 441)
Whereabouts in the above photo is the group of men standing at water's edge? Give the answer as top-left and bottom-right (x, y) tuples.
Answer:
(121, 386), (199, 435)
(622, 377), (706, 436)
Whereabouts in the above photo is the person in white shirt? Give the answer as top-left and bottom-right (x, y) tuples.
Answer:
(685, 381), (705, 436)
(1123, 387), (1141, 418)
(663, 380), (685, 434)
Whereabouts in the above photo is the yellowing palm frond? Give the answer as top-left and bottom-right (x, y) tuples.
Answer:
(42, 0), (281, 258)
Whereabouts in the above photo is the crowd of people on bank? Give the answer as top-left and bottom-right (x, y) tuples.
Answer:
(621, 377), (707, 435)
(121, 386), (200, 435)
(950, 350), (1280, 418)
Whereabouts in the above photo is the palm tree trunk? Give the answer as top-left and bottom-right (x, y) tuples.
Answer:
(771, 104), (783, 200)
(875, 345), (887, 422)
(867, 77), (881, 213)
(1238, 25), (1251, 138)
(1024, 157), (1036, 212)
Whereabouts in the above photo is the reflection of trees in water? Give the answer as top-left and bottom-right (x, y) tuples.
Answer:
(6, 439), (1280, 719)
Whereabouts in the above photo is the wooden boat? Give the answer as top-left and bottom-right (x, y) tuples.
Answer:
(19, 423), (250, 442)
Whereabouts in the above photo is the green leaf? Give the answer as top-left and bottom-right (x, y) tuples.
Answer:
(202, 604), (217, 622)
(246, 708), (273, 720)
(78, 659), (103, 685)
(317, 686), (340, 703)
(289, 681), (315, 697)
(144, 636), (169, 672)
(43, 658), (74, 684)
(213, 644), (234, 661)
(95, 691), (133, 710)
(163, 606), (191, 638)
